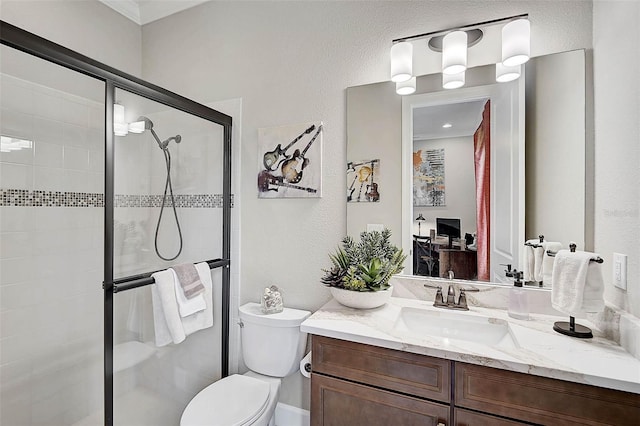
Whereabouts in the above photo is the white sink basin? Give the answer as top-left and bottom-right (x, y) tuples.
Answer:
(393, 306), (517, 347)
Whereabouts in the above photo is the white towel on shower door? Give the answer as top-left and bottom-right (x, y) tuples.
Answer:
(151, 262), (214, 346)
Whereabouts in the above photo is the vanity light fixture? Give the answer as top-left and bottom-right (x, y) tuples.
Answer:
(442, 30), (468, 75)
(501, 18), (531, 67)
(0, 135), (33, 152)
(396, 76), (416, 95)
(442, 123), (453, 128)
(113, 103), (128, 136)
(496, 63), (521, 82)
(390, 41), (413, 83)
(389, 14), (529, 93)
(443, 70), (465, 89)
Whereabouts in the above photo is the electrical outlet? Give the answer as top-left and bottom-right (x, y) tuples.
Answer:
(613, 253), (627, 291)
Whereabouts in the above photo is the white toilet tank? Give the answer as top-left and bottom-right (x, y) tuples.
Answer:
(239, 303), (311, 377)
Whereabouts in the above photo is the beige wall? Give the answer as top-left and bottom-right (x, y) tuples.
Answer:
(0, 0), (142, 77)
(593, 0), (640, 317)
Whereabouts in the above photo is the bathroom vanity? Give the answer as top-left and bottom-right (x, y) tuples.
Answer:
(301, 297), (640, 426)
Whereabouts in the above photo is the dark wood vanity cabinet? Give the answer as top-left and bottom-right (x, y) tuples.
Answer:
(311, 335), (450, 426)
(311, 335), (640, 426)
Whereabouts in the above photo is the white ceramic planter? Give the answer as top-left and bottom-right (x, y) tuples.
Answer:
(329, 286), (393, 309)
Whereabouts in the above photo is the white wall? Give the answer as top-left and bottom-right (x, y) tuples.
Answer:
(413, 136), (477, 238)
(0, 0), (142, 77)
(593, 0), (640, 317)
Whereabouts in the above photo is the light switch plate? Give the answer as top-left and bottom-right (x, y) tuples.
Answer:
(613, 253), (627, 290)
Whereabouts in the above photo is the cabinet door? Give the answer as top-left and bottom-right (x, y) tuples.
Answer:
(312, 374), (450, 426)
(455, 408), (525, 425)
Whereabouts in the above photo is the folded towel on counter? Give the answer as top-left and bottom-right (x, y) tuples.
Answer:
(541, 242), (563, 285)
(522, 239), (544, 282)
(151, 262), (214, 346)
(171, 268), (206, 318)
(551, 250), (604, 315)
(173, 263), (205, 298)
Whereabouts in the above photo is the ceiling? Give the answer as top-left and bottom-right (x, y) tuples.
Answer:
(413, 99), (487, 141)
(99, 0), (209, 25)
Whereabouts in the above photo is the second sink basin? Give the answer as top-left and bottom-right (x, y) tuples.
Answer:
(393, 306), (517, 347)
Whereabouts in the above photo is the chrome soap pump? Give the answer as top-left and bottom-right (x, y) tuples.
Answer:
(508, 271), (529, 320)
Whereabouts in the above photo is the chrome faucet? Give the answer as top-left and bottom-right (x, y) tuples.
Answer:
(424, 283), (479, 311)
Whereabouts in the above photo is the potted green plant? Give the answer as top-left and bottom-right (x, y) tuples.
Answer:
(321, 229), (406, 309)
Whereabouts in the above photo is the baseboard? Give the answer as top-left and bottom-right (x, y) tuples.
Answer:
(275, 402), (310, 426)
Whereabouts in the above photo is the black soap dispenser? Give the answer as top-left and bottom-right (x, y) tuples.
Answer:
(508, 271), (529, 320)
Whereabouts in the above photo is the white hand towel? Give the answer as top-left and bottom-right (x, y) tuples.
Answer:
(151, 262), (214, 346)
(541, 242), (563, 285)
(151, 269), (186, 346)
(551, 250), (605, 315)
(171, 268), (206, 318)
(181, 262), (214, 338)
(522, 239), (541, 282)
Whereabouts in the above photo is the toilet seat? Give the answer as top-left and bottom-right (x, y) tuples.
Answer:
(180, 374), (271, 426)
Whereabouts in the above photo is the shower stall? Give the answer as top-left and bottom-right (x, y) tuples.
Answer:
(0, 21), (232, 426)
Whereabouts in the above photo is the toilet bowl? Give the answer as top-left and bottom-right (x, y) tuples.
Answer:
(180, 303), (310, 426)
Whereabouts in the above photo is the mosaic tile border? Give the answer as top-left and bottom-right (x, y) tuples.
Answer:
(0, 189), (233, 208)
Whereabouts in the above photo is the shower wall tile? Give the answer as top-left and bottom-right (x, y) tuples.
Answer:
(64, 169), (90, 192)
(63, 145), (89, 170)
(0, 76), (34, 114)
(63, 124), (89, 147)
(0, 257), (35, 285)
(0, 231), (32, 259)
(0, 206), (33, 232)
(33, 140), (64, 168)
(88, 148), (104, 172)
(33, 166), (65, 191)
(0, 162), (33, 190)
(0, 108), (33, 138)
(0, 282), (37, 312)
(0, 143), (34, 165)
(32, 116), (66, 146)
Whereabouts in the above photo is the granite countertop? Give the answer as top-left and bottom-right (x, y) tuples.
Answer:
(301, 296), (640, 394)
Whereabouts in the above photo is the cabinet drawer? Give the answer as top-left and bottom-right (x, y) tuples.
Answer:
(455, 362), (640, 426)
(312, 335), (450, 402)
(312, 373), (450, 426)
(455, 408), (525, 425)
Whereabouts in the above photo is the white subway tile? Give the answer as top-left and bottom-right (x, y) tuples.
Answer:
(0, 282), (37, 312)
(0, 307), (32, 341)
(63, 146), (89, 171)
(0, 333), (36, 364)
(59, 98), (89, 127)
(33, 166), (65, 191)
(32, 116), (66, 146)
(63, 169), (89, 192)
(0, 257), (35, 285)
(0, 162), (33, 190)
(0, 207), (33, 232)
(0, 108), (33, 139)
(32, 229), (69, 256)
(0, 231), (31, 259)
(88, 149), (104, 173)
(33, 140), (64, 168)
(0, 142), (34, 165)
(0, 76), (34, 114)
(63, 124), (89, 147)
(34, 207), (67, 231)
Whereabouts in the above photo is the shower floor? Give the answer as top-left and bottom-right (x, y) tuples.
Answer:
(72, 386), (181, 426)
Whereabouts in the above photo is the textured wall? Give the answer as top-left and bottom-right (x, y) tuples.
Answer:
(593, 0), (640, 317)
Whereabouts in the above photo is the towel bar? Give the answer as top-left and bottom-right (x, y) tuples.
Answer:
(545, 250), (604, 263)
(104, 258), (230, 293)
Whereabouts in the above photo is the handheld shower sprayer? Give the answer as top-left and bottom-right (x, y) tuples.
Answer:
(136, 116), (181, 151)
(136, 116), (184, 261)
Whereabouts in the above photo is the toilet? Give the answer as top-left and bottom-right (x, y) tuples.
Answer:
(180, 302), (311, 426)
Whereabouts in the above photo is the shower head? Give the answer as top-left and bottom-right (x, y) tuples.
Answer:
(137, 116), (154, 130)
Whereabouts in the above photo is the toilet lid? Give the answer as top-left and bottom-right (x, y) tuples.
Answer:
(181, 374), (271, 426)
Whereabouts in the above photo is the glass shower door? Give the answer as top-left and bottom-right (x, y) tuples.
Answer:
(111, 88), (226, 425)
(0, 44), (105, 426)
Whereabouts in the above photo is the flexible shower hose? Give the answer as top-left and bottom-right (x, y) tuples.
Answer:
(154, 147), (183, 261)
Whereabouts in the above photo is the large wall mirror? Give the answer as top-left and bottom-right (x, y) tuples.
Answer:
(346, 49), (587, 287)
